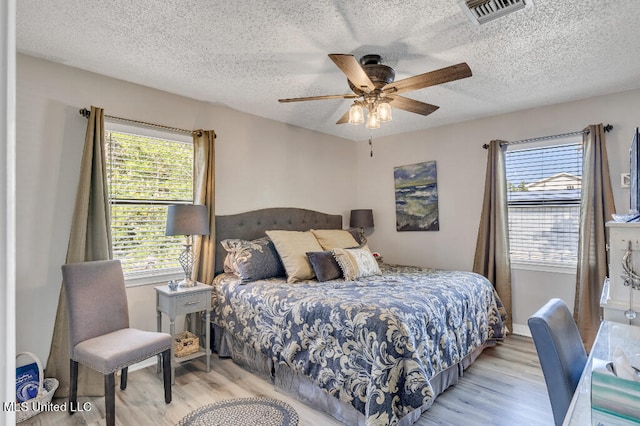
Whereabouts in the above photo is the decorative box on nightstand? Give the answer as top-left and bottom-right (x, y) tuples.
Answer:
(155, 282), (212, 382)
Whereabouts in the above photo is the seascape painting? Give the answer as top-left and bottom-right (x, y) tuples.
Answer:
(394, 161), (439, 231)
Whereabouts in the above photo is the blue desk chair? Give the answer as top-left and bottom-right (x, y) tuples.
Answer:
(528, 298), (587, 426)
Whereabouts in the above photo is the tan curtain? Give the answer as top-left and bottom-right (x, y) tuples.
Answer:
(192, 129), (216, 284)
(574, 124), (615, 349)
(45, 106), (112, 397)
(473, 140), (512, 331)
(189, 130), (216, 345)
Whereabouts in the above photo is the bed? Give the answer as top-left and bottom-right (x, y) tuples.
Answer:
(209, 207), (506, 426)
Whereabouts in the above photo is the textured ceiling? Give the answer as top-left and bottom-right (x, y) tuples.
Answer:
(15, 0), (640, 141)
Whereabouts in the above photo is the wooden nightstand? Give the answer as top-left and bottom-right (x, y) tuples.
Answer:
(155, 282), (212, 382)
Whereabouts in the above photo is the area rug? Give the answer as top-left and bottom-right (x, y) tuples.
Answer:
(177, 396), (299, 426)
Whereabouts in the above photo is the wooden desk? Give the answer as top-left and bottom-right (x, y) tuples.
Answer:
(563, 321), (640, 425)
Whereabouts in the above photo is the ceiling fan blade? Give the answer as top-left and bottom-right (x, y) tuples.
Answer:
(328, 54), (375, 92)
(336, 109), (351, 125)
(383, 63), (472, 95)
(387, 95), (440, 116)
(278, 94), (359, 103)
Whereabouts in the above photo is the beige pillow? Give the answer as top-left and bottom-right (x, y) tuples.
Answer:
(332, 245), (381, 280)
(311, 229), (359, 250)
(265, 230), (323, 282)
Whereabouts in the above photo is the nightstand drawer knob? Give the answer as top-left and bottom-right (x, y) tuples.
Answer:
(184, 301), (200, 306)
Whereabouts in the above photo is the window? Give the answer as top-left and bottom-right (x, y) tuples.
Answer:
(506, 141), (583, 267)
(105, 123), (193, 282)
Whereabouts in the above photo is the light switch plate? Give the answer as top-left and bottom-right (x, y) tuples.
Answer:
(622, 172), (631, 188)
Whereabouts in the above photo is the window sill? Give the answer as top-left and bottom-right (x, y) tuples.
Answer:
(124, 271), (185, 288)
(511, 261), (576, 275)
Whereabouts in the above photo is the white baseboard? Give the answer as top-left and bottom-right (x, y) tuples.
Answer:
(511, 323), (531, 337)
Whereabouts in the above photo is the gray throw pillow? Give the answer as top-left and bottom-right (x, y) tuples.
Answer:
(306, 251), (342, 282)
(220, 237), (285, 283)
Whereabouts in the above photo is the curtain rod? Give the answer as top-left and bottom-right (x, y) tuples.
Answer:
(482, 124), (613, 149)
(79, 108), (207, 137)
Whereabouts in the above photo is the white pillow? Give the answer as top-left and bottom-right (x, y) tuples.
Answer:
(265, 230), (323, 283)
(332, 245), (381, 280)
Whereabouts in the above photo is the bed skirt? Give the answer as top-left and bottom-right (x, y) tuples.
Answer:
(212, 323), (491, 425)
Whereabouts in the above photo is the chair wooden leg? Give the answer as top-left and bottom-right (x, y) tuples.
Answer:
(162, 349), (172, 404)
(120, 367), (128, 390)
(69, 360), (78, 416)
(105, 373), (115, 426)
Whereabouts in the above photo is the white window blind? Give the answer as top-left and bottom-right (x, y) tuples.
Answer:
(105, 129), (193, 278)
(506, 142), (583, 265)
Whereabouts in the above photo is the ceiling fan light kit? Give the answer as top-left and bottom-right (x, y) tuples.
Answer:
(279, 53), (472, 130)
(349, 99), (391, 127)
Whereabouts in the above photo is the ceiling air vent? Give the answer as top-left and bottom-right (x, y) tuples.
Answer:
(459, 0), (534, 25)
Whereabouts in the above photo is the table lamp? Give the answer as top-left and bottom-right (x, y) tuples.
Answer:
(165, 204), (210, 286)
(350, 209), (374, 244)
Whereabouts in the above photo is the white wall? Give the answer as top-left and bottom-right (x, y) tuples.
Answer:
(357, 89), (640, 333)
(2, 0), (16, 422)
(15, 54), (357, 366)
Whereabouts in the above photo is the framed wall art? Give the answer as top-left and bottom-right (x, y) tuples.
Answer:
(394, 161), (439, 231)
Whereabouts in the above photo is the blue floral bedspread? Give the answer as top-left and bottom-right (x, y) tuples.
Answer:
(212, 264), (506, 425)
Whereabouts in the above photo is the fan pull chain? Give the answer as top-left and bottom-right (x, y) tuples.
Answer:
(369, 136), (374, 157)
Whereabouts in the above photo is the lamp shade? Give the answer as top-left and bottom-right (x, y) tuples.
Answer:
(348, 104), (364, 124)
(377, 102), (392, 122)
(165, 204), (210, 236)
(365, 111), (380, 129)
(350, 209), (374, 228)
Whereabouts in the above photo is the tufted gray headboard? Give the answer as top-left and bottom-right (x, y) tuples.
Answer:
(214, 207), (343, 274)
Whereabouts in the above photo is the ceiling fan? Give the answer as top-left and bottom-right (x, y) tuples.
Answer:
(278, 54), (472, 129)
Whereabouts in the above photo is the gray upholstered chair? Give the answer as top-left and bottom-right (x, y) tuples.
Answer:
(528, 298), (587, 426)
(62, 260), (172, 426)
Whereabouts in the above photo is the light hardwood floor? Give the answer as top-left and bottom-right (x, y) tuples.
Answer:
(20, 335), (554, 425)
